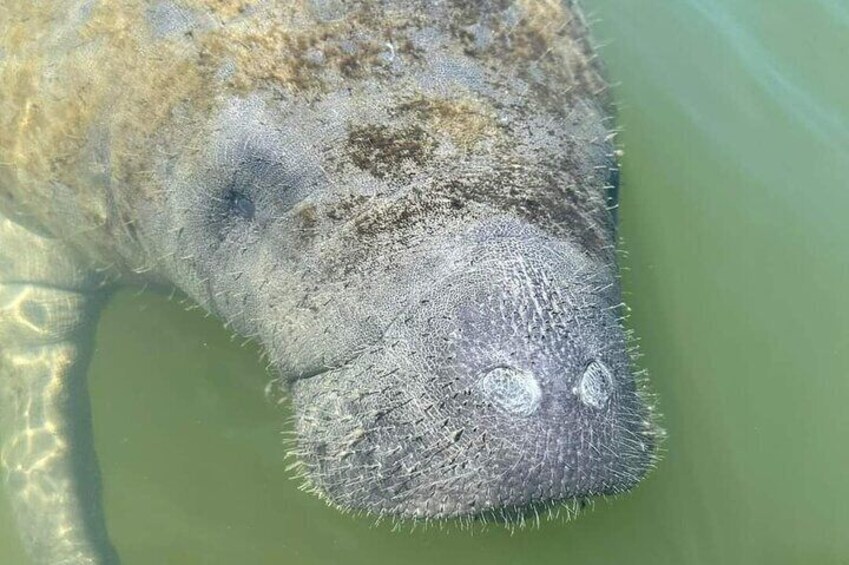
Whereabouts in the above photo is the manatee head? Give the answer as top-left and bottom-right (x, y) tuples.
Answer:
(143, 0), (661, 521)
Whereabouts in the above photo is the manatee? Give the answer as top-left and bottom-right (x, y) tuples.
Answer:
(0, 1), (661, 563)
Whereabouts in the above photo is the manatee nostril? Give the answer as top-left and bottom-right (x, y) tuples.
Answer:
(476, 366), (541, 416)
(574, 360), (613, 409)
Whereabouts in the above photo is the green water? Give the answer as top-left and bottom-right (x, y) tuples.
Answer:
(2, 1), (848, 563)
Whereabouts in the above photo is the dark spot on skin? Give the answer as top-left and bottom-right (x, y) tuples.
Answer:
(337, 44), (370, 78)
(325, 193), (369, 221)
(294, 203), (319, 230)
(290, 202), (321, 246)
(347, 124), (435, 179)
(225, 189), (255, 220)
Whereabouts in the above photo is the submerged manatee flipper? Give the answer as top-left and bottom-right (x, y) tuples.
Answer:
(0, 214), (117, 564)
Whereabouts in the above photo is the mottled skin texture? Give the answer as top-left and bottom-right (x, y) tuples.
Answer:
(0, 1), (661, 563)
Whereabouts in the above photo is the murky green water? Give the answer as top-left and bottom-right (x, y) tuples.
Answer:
(3, 1), (848, 563)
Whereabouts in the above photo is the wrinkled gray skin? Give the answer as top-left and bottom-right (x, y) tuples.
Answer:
(0, 1), (660, 563)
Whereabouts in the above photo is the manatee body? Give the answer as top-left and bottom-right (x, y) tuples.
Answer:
(0, 1), (660, 563)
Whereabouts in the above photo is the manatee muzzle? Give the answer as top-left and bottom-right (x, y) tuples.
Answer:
(287, 233), (659, 520)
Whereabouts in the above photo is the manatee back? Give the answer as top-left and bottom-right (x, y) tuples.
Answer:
(0, 0), (612, 274)
(0, 1), (208, 273)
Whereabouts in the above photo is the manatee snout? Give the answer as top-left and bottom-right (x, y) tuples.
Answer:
(289, 223), (657, 520)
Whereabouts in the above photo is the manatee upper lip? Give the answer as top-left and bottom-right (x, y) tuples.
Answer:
(288, 339), (383, 383)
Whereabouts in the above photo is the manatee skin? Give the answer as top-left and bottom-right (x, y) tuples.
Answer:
(0, 0), (661, 562)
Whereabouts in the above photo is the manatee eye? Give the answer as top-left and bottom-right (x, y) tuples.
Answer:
(225, 189), (255, 220)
